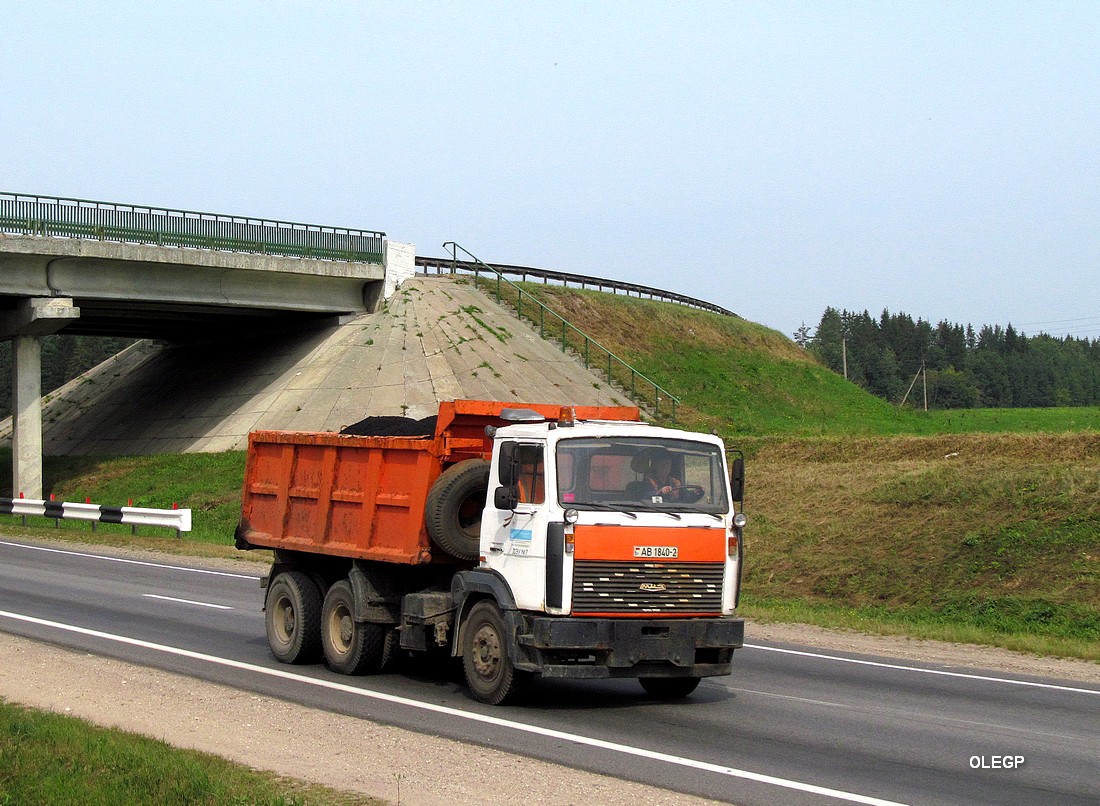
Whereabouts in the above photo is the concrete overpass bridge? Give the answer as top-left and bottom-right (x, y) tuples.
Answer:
(1, 192), (413, 497)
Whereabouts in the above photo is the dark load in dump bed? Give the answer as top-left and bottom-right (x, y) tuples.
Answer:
(339, 415), (437, 437)
(235, 399), (641, 564)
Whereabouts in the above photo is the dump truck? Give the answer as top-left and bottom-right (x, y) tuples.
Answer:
(235, 399), (747, 705)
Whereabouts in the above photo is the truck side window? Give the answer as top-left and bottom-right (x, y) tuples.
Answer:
(682, 454), (713, 503)
(557, 452), (575, 495)
(514, 444), (545, 505)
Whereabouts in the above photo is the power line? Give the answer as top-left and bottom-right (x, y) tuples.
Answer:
(1015, 314), (1100, 327)
(1018, 324), (1100, 337)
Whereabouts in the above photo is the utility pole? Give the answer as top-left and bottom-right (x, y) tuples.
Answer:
(842, 336), (848, 381)
(900, 360), (925, 409)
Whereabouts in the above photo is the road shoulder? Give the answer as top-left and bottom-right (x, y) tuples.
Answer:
(0, 631), (725, 806)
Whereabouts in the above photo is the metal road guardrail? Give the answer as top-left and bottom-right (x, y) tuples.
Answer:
(416, 255), (736, 317)
(0, 495), (192, 538)
(0, 192), (385, 264)
(439, 242), (680, 419)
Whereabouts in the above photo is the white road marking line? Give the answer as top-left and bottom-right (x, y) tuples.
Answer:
(0, 609), (907, 806)
(744, 643), (1100, 696)
(724, 685), (853, 709)
(0, 539), (261, 580)
(141, 594), (233, 610)
(3, 538), (1092, 697)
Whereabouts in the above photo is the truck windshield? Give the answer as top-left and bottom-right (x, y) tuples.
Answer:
(556, 437), (730, 514)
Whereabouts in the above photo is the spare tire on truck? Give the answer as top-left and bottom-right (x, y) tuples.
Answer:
(425, 458), (490, 561)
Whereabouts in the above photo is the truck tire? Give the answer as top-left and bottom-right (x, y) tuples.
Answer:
(321, 580), (389, 675)
(639, 677), (701, 699)
(425, 459), (490, 561)
(265, 571), (322, 664)
(462, 600), (531, 705)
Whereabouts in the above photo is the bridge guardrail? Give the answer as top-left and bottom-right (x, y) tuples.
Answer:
(0, 192), (385, 264)
(416, 255), (735, 317)
(438, 243), (680, 419)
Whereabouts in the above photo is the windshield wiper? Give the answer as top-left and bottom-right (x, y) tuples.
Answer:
(574, 501), (637, 519)
(629, 503), (682, 520)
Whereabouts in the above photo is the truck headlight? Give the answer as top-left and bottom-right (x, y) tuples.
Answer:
(733, 513), (747, 528)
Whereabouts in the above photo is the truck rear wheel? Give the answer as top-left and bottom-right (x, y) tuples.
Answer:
(265, 571), (322, 664)
(321, 580), (389, 675)
(639, 677), (701, 699)
(425, 459), (490, 562)
(462, 600), (530, 705)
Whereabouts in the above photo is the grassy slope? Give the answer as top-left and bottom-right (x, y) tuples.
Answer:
(744, 433), (1100, 658)
(509, 284), (1100, 437)
(500, 283), (913, 436)
(1, 284), (1097, 659)
(0, 449), (246, 551)
(508, 285), (1100, 658)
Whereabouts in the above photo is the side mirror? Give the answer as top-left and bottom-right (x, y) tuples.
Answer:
(494, 485), (519, 511)
(729, 456), (745, 504)
(497, 442), (516, 485)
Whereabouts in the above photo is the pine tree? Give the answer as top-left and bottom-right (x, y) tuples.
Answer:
(809, 308), (846, 375)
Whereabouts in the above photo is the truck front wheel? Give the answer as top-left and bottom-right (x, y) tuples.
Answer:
(265, 571), (322, 664)
(321, 580), (390, 675)
(462, 601), (530, 705)
(639, 677), (701, 699)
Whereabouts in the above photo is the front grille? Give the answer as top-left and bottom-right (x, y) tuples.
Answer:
(571, 560), (724, 614)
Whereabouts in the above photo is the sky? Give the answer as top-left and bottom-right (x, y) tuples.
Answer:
(3, 1), (1099, 341)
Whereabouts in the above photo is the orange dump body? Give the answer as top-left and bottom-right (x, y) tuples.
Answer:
(237, 400), (639, 565)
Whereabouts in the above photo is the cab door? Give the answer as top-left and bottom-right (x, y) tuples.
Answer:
(485, 441), (551, 611)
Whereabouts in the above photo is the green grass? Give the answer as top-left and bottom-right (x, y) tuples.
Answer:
(0, 700), (377, 806)
(920, 406), (1100, 433)
(0, 449), (246, 550)
(1, 435), (1095, 663)
(14, 283), (1089, 805)
(740, 432), (1100, 659)
(739, 598), (1100, 661)
(498, 282), (1100, 438)
(4, 285), (1099, 665)
(474, 284), (1100, 660)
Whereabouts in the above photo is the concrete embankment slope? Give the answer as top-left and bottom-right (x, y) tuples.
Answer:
(2, 276), (633, 455)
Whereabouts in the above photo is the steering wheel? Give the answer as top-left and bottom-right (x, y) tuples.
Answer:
(666, 485), (705, 503)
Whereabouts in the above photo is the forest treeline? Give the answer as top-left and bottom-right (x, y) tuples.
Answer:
(798, 308), (1100, 409)
(0, 336), (135, 419)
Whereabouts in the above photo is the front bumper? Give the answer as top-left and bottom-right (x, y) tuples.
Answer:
(511, 615), (744, 679)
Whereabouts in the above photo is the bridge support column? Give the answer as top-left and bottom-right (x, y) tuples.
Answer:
(2, 298), (81, 498)
(12, 336), (44, 499)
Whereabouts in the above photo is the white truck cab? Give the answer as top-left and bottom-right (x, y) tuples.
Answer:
(452, 407), (746, 703)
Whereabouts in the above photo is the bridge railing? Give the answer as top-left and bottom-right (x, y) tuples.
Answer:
(440, 242), (679, 419)
(0, 192), (385, 264)
(417, 255), (735, 317)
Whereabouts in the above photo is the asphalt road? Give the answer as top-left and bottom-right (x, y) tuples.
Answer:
(0, 536), (1096, 806)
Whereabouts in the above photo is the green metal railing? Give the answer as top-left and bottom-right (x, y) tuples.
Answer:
(0, 192), (385, 263)
(442, 242), (680, 419)
(417, 255), (737, 317)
